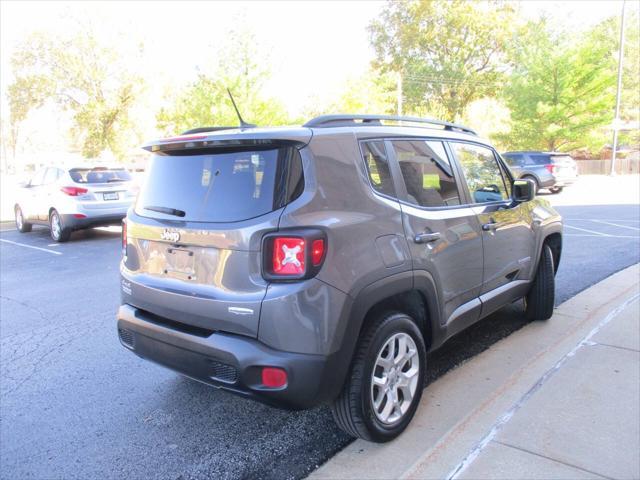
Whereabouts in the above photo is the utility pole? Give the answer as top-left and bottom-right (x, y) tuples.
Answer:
(610, 0), (626, 176)
(397, 72), (403, 117)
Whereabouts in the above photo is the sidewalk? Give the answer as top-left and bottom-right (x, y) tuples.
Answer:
(311, 264), (640, 480)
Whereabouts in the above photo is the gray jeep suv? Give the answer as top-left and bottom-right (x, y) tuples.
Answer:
(117, 115), (562, 442)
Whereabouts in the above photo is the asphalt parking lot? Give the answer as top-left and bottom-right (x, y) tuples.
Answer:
(1, 179), (639, 480)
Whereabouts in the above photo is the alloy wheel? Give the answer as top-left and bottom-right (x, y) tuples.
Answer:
(370, 332), (420, 425)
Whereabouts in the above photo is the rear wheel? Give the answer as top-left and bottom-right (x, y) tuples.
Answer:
(331, 311), (426, 442)
(15, 206), (32, 233)
(525, 245), (555, 320)
(549, 186), (563, 194)
(49, 209), (71, 242)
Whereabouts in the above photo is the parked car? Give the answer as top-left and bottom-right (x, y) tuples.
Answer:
(14, 165), (137, 242)
(501, 151), (578, 193)
(117, 115), (562, 442)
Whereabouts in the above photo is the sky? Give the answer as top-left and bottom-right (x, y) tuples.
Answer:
(0, 0), (631, 118)
(0, 0), (634, 163)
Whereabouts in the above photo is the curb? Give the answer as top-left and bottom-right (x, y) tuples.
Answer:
(310, 263), (640, 480)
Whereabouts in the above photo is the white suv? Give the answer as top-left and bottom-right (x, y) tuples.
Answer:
(14, 165), (138, 242)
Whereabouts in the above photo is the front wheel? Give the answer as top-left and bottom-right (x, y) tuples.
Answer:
(15, 206), (32, 233)
(49, 209), (71, 242)
(525, 245), (555, 320)
(331, 311), (426, 442)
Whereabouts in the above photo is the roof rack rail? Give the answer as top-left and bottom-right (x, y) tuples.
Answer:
(180, 126), (238, 135)
(303, 114), (477, 136)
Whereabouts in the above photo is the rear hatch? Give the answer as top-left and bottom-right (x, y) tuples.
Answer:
(122, 142), (305, 338)
(550, 155), (578, 179)
(69, 167), (137, 208)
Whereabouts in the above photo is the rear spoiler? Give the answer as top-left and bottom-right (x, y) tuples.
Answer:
(142, 128), (312, 154)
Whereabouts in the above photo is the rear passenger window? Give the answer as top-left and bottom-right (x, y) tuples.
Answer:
(361, 141), (395, 197)
(451, 142), (509, 203)
(392, 140), (461, 207)
(503, 154), (523, 166)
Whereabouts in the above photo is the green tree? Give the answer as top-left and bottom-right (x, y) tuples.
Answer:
(7, 30), (144, 159)
(301, 70), (397, 119)
(368, 0), (517, 121)
(157, 32), (289, 134)
(500, 18), (622, 152)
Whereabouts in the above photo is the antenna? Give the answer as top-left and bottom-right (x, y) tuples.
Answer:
(226, 89), (256, 129)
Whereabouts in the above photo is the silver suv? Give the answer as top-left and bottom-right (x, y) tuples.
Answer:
(117, 115), (562, 442)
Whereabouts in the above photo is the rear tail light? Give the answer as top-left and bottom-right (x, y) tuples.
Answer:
(122, 220), (127, 256)
(273, 237), (306, 275)
(261, 367), (287, 388)
(545, 164), (556, 174)
(61, 186), (88, 196)
(262, 230), (326, 281)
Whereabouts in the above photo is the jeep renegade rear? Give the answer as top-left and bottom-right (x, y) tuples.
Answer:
(117, 114), (562, 442)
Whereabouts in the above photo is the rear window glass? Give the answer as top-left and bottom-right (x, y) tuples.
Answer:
(136, 147), (303, 223)
(70, 168), (132, 183)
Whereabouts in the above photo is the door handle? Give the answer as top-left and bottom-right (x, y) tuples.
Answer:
(414, 232), (441, 244)
(482, 221), (502, 231)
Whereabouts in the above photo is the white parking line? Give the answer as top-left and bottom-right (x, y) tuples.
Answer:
(590, 219), (640, 231)
(0, 239), (62, 255)
(564, 224), (609, 236)
(564, 218), (640, 223)
(565, 233), (640, 239)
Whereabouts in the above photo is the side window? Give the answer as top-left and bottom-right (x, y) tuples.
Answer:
(361, 141), (395, 197)
(451, 142), (509, 203)
(392, 140), (461, 207)
(529, 154), (550, 165)
(30, 168), (46, 187)
(43, 168), (58, 185)
(503, 154), (523, 166)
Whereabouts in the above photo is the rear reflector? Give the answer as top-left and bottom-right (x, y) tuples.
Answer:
(261, 367), (287, 388)
(272, 237), (306, 275)
(311, 239), (325, 266)
(73, 214), (87, 219)
(61, 186), (88, 196)
(122, 220), (127, 256)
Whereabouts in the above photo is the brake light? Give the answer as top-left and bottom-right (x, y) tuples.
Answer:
(61, 186), (88, 196)
(122, 220), (127, 256)
(311, 239), (325, 266)
(545, 164), (556, 174)
(263, 230), (327, 280)
(261, 367), (287, 388)
(273, 237), (306, 275)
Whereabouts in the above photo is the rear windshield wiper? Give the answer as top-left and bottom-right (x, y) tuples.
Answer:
(144, 205), (186, 217)
(107, 178), (125, 183)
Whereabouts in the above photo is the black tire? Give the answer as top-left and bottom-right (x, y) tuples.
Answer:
(525, 244), (555, 320)
(523, 175), (539, 194)
(49, 209), (71, 242)
(331, 311), (426, 442)
(550, 186), (563, 194)
(15, 206), (32, 233)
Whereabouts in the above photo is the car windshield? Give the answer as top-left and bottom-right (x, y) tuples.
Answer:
(70, 168), (132, 183)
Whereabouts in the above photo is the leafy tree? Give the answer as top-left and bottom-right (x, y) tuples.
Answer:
(301, 70), (397, 119)
(157, 32), (289, 134)
(500, 18), (621, 152)
(7, 30), (143, 159)
(368, 0), (517, 121)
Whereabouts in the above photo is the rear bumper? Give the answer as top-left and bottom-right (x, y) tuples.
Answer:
(61, 213), (125, 230)
(552, 176), (578, 187)
(116, 304), (344, 409)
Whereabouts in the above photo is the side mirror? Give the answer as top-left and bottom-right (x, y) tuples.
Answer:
(512, 178), (536, 203)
